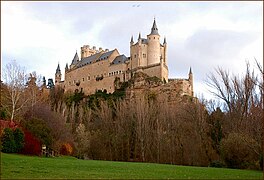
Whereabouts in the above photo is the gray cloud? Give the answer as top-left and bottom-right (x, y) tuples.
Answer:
(2, 1), (262, 99)
(168, 29), (257, 78)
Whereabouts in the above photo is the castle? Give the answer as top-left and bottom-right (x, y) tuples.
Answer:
(55, 19), (193, 96)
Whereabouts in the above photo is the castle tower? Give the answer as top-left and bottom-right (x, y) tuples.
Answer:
(129, 18), (168, 82)
(55, 63), (61, 84)
(163, 37), (167, 65)
(188, 67), (194, 96)
(147, 18), (161, 66)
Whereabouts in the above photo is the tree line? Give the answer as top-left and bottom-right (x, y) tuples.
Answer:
(0, 60), (263, 170)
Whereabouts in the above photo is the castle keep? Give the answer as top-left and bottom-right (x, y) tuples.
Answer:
(55, 19), (193, 96)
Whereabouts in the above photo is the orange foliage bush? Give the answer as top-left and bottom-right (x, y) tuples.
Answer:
(60, 143), (73, 155)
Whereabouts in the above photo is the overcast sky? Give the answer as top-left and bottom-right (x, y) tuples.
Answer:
(1, 1), (263, 99)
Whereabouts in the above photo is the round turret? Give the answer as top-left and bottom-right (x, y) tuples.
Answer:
(147, 19), (161, 65)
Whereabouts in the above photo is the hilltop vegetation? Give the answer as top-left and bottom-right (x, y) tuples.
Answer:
(0, 60), (263, 171)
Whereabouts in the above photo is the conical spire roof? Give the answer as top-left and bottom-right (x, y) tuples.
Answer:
(189, 67), (192, 74)
(138, 32), (141, 40)
(65, 63), (69, 70)
(150, 18), (159, 35)
(130, 35), (134, 43)
(163, 37), (167, 44)
(71, 51), (79, 65)
(56, 63), (61, 74)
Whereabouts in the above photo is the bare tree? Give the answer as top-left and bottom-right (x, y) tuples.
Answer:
(2, 60), (27, 121)
(206, 61), (263, 166)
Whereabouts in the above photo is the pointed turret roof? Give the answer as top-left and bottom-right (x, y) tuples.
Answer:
(65, 63), (69, 70)
(189, 67), (192, 74)
(130, 35), (134, 43)
(56, 63), (61, 74)
(150, 18), (159, 35)
(138, 32), (141, 40)
(163, 37), (167, 44)
(71, 52), (79, 65)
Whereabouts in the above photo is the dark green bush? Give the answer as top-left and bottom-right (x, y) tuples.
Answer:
(13, 128), (25, 152)
(0, 109), (8, 119)
(1, 128), (16, 153)
(23, 118), (52, 147)
(1, 128), (25, 153)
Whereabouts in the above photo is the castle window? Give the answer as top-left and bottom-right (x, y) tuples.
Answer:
(154, 37), (155, 39)
(83, 78), (85, 81)
(109, 73), (111, 76)
(116, 71), (118, 74)
(134, 54), (136, 58)
(119, 70), (121, 74)
(87, 76), (90, 80)
(143, 54), (146, 58)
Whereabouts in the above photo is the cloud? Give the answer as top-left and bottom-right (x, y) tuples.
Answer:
(1, 1), (262, 99)
(185, 29), (256, 60)
(167, 29), (260, 97)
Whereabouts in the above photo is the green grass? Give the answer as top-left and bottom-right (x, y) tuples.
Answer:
(1, 153), (262, 179)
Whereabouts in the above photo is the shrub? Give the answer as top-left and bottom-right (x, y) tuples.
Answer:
(60, 143), (73, 155)
(13, 128), (24, 152)
(21, 129), (41, 155)
(1, 128), (16, 153)
(23, 117), (52, 147)
(0, 109), (8, 119)
(1, 128), (25, 153)
(221, 133), (259, 169)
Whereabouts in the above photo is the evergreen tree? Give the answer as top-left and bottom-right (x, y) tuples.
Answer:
(13, 128), (25, 152)
(1, 128), (16, 153)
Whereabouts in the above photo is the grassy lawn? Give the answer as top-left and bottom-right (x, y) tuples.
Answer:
(1, 153), (262, 179)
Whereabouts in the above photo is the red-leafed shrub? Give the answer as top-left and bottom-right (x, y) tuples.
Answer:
(20, 129), (41, 156)
(60, 143), (73, 155)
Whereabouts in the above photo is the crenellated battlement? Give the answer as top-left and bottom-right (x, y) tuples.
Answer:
(81, 45), (109, 59)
